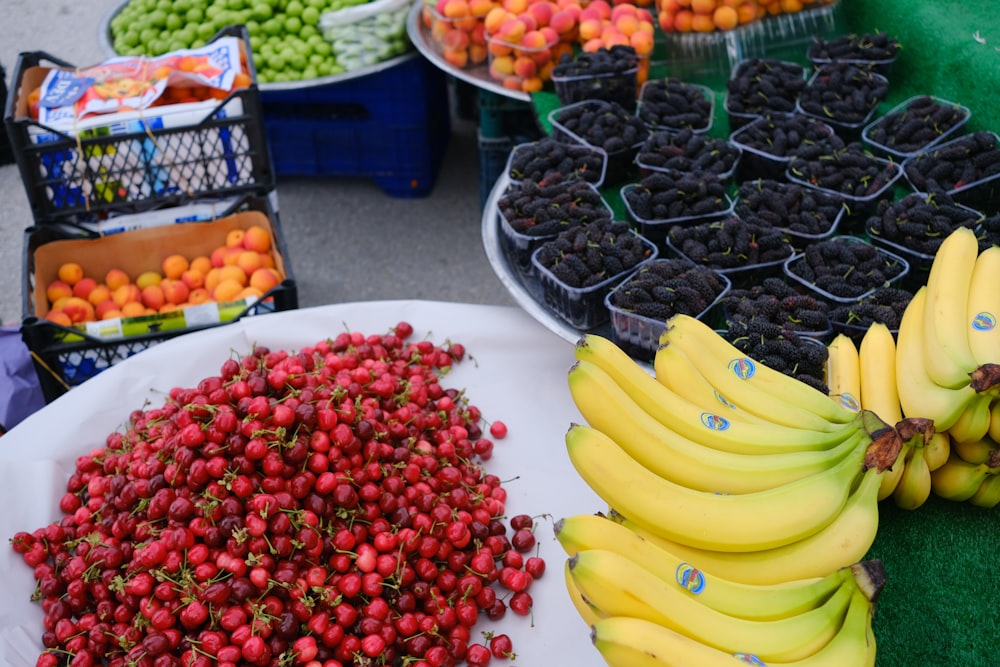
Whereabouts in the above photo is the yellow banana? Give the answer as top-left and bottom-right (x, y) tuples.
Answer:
(895, 287), (981, 431)
(563, 558), (602, 628)
(590, 587), (877, 667)
(652, 331), (773, 425)
(858, 322), (903, 425)
(951, 435), (998, 465)
(923, 431), (951, 471)
(611, 468), (884, 585)
(966, 244), (1000, 367)
(574, 334), (861, 454)
(568, 547), (855, 662)
(826, 333), (862, 413)
(968, 473), (1000, 508)
(565, 422), (870, 553)
(922, 226), (982, 389)
(554, 512), (855, 622)
(930, 449), (1000, 502)
(653, 334), (844, 433)
(989, 399), (1000, 443)
(566, 360), (868, 494)
(877, 448), (907, 501)
(658, 314), (858, 427)
(892, 441), (931, 510)
(948, 393), (995, 444)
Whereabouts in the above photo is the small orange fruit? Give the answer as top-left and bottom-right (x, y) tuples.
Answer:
(57, 262), (85, 286)
(162, 254), (190, 280)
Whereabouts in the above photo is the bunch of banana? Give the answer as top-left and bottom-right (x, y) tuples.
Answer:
(589, 585), (879, 667)
(565, 546), (884, 665)
(930, 447), (1000, 508)
(566, 323), (901, 584)
(555, 513), (886, 621)
(855, 321), (950, 510)
(895, 228), (1000, 443)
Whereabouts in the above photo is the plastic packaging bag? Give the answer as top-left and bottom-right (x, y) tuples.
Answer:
(0, 325), (46, 432)
(320, 0), (413, 71)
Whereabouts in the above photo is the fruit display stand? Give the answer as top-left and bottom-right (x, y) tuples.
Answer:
(1, 300), (1000, 666)
(98, 2), (453, 198)
(4, 27), (299, 402)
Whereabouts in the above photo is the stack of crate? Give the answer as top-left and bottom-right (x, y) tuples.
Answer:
(2, 27), (298, 403)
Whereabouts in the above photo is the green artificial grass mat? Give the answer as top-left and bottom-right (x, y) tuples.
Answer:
(843, 1), (1000, 133)
(865, 494), (1000, 666)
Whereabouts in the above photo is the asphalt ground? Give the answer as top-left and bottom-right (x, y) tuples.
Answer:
(0, 0), (517, 328)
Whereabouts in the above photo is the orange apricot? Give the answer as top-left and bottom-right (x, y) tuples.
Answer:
(105, 268), (131, 291)
(57, 262), (85, 286)
(46, 280), (74, 305)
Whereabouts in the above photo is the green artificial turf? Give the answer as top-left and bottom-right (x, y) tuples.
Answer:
(865, 493), (1000, 666)
(843, 1), (1000, 133)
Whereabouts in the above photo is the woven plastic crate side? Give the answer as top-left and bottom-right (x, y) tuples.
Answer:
(21, 277), (296, 403)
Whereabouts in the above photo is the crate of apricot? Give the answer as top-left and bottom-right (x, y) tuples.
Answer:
(19, 196), (298, 402)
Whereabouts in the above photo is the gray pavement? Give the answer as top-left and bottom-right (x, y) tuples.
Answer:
(0, 0), (516, 327)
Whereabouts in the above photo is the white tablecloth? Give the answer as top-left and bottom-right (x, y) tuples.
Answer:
(0, 300), (606, 666)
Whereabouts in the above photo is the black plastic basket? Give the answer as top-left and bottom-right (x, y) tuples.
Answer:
(20, 194), (297, 403)
(3, 26), (276, 224)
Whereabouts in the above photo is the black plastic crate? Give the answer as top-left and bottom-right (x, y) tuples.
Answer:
(21, 194), (297, 402)
(0, 62), (13, 166)
(3, 26), (275, 223)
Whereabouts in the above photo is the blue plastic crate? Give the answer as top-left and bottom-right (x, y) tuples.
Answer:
(260, 54), (451, 198)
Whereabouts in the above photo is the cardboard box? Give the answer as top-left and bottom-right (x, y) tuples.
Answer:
(21, 200), (298, 401)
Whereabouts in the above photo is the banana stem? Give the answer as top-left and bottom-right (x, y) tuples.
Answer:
(849, 559), (887, 605)
(970, 363), (1000, 393)
(895, 417), (934, 445)
(861, 412), (903, 473)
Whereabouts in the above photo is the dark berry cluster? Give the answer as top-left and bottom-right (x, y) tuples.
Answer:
(734, 179), (845, 236)
(902, 131), (1000, 193)
(865, 95), (970, 155)
(667, 216), (793, 269)
(731, 113), (844, 159)
(829, 287), (913, 340)
(551, 99), (650, 154)
(607, 259), (728, 321)
(624, 172), (729, 221)
(534, 219), (654, 288)
(637, 77), (714, 132)
(807, 32), (901, 63)
(552, 44), (639, 77)
(726, 58), (807, 117)
(866, 192), (981, 255)
(797, 61), (889, 125)
(788, 141), (898, 198)
(636, 129), (741, 178)
(506, 136), (606, 186)
(977, 213), (1000, 250)
(788, 237), (907, 299)
(552, 46), (640, 109)
(723, 277), (831, 333)
(498, 176), (611, 237)
(723, 320), (829, 393)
